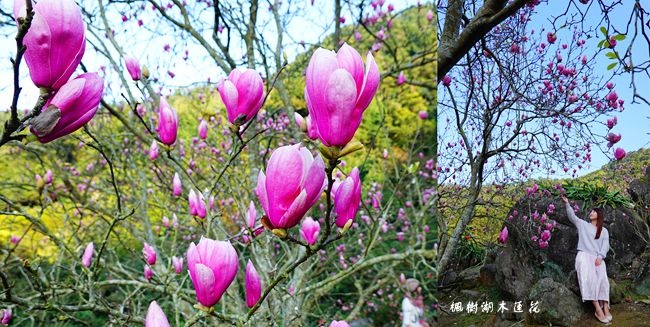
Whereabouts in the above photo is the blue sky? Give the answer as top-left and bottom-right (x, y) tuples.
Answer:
(535, 1), (649, 175)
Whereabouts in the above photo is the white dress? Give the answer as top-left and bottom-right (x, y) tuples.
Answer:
(565, 204), (610, 301)
(402, 297), (424, 327)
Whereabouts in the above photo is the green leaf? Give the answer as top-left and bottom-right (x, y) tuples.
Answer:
(607, 62), (618, 70)
(597, 40), (605, 48)
(600, 26), (608, 37)
(613, 34), (626, 41)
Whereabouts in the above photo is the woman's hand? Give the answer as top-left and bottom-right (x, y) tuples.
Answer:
(595, 258), (602, 266)
(560, 195), (569, 204)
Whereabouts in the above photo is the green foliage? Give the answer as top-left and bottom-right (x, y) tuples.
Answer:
(560, 181), (632, 210)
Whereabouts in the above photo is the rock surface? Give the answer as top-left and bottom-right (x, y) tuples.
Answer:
(526, 278), (583, 327)
(494, 195), (647, 300)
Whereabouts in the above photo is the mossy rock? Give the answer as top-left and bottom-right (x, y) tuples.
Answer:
(634, 276), (650, 297)
(609, 278), (627, 304)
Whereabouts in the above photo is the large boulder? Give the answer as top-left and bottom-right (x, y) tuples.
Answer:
(494, 242), (535, 300)
(494, 194), (647, 298)
(526, 278), (583, 326)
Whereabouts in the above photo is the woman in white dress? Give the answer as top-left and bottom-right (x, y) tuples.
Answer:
(561, 195), (612, 324)
(401, 278), (429, 327)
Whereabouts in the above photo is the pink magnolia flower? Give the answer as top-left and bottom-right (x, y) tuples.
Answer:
(614, 147), (626, 161)
(426, 10), (433, 22)
(606, 91), (618, 102)
(124, 56), (141, 81)
(198, 120), (208, 139)
(608, 37), (617, 48)
(145, 301), (170, 327)
(10, 235), (20, 244)
(189, 189), (207, 218)
(23, 0), (86, 90)
(606, 133), (621, 148)
(538, 240), (549, 249)
(294, 113), (319, 140)
(247, 201), (257, 229)
(143, 242), (157, 265)
(396, 71), (406, 85)
(186, 237), (238, 307)
(44, 169), (53, 184)
(255, 144), (327, 229)
(498, 226), (508, 244)
(304, 43), (380, 147)
(1, 308), (12, 326)
(81, 242), (94, 268)
(31, 73), (104, 143)
(441, 75), (451, 86)
(144, 265), (153, 281)
(172, 256), (183, 274)
(156, 98), (178, 146)
(546, 32), (557, 44)
(509, 43), (520, 54)
(172, 172), (182, 197)
(189, 189), (198, 216)
(217, 68), (265, 126)
(330, 321), (350, 327)
(149, 140), (159, 160)
(606, 116), (617, 129)
(418, 111), (428, 120)
(332, 167), (362, 228)
(300, 216), (320, 245)
(245, 260), (262, 308)
(540, 230), (551, 242)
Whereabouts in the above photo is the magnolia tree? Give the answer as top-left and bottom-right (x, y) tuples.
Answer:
(435, 0), (641, 276)
(0, 0), (435, 325)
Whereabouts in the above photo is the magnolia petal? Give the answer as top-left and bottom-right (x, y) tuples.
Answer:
(265, 145), (304, 220)
(276, 189), (308, 229)
(218, 80), (240, 123)
(236, 70), (264, 120)
(336, 43), (365, 93)
(355, 51), (380, 114)
(255, 170), (270, 217)
(323, 69), (358, 145)
(145, 301), (171, 327)
(193, 263), (218, 307)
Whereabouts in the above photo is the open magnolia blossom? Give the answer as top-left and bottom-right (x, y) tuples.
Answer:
(30, 73), (104, 143)
(305, 43), (380, 147)
(23, 0), (86, 91)
(186, 237), (238, 307)
(255, 144), (327, 230)
(217, 68), (265, 126)
(156, 98), (178, 146)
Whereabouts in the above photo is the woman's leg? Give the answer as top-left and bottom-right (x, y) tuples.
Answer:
(597, 260), (611, 318)
(603, 300), (611, 317)
(592, 301), (606, 319)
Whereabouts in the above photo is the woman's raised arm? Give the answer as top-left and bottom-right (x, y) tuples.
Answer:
(561, 195), (581, 227)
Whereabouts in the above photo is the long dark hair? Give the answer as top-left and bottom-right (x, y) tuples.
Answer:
(593, 207), (604, 239)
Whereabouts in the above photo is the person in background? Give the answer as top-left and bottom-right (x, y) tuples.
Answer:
(402, 278), (429, 327)
(561, 195), (612, 324)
